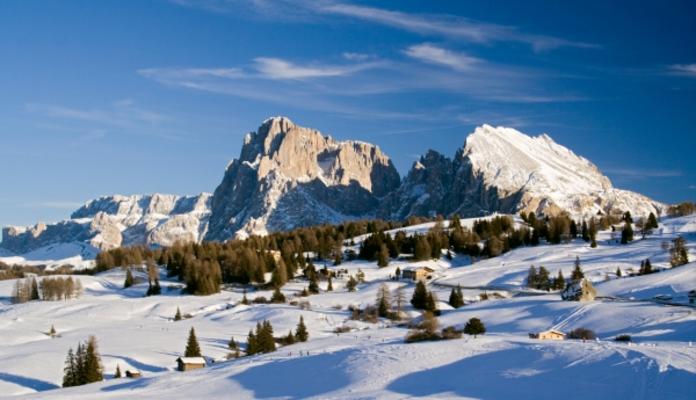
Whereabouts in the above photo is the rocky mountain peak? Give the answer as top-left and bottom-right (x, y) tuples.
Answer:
(206, 117), (400, 240)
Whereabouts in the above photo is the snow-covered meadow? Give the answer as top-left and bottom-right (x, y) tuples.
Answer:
(0, 216), (695, 399)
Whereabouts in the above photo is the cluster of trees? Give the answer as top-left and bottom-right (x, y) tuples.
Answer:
(62, 336), (103, 387)
(667, 202), (696, 217)
(670, 237), (689, 267)
(245, 316), (308, 356)
(638, 259), (654, 275)
(12, 276), (83, 303)
(405, 312), (486, 343)
(448, 285), (464, 308)
(410, 281), (437, 313)
(527, 266), (566, 291)
(0, 262), (77, 281)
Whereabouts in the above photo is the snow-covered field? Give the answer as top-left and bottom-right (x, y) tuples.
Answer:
(0, 216), (695, 399)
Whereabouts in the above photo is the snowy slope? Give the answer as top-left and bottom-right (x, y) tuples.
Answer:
(1, 215), (694, 399)
(461, 125), (665, 218)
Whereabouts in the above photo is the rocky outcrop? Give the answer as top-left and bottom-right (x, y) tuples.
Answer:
(1, 193), (211, 254)
(205, 117), (400, 240)
(2, 118), (667, 256)
(384, 124), (664, 221)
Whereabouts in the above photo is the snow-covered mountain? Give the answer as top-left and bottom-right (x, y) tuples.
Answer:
(1, 193), (212, 254)
(1, 119), (666, 256)
(205, 116), (400, 240)
(384, 124), (665, 220)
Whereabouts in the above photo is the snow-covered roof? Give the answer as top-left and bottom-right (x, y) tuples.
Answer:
(540, 329), (565, 335)
(177, 357), (206, 365)
(403, 266), (435, 272)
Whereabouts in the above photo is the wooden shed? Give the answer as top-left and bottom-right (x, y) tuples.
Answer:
(402, 266), (435, 281)
(125, 369), (141, 378)
(176, 356), (206, 372)
(529, 329), (566, 340)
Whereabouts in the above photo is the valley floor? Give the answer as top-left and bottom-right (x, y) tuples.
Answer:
(0, 216), (695, 399)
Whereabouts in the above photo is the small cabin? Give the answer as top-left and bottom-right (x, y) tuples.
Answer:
(125, 369), (141, 378)
(529, 329), (566, 340)
(176, 356), (206, 372)
(402, 266), (435, 281)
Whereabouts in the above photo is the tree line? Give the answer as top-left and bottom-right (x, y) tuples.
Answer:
(12, 276), (83, 303)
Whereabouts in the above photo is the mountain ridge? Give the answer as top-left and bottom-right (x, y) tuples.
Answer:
(1, 117), (665, 255)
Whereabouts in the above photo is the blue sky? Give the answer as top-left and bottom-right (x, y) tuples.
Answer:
(0, 0), (695, 227)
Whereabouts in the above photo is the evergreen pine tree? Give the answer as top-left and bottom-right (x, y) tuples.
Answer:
(647, 212), (659, 230)
(448, 285), (464, 308)
(49, 324), (57, 337)
(246, 329), (257, 355)
(410, 280), (428, 309)
(242, 288), (249, 305)
(464, 317), (486, 338)
(327, 276), (333, 291)
(527, 265), (538, 288)
(184, 327), (202, 357)
(285, 330), (296, 345)
(174, 307), (182, 321)
(75, 343), (86, 385)
(395, 267), (401, 280)
(228, 337), (237, 350)
(114, 364), (122, 379)
(30, 278), (40, 300)
(621, 222), (634, 244)
(376, 284), (391, 317)
(581, 220), (589, 242)
(271, 287), (286, 303)
(377, 243), (390, 267)
(62, 348), (76, 387)
(554, 270), (566, 290)
(124, 268), (134, 289)
(616, 267), (622, 277)
(295, 316), (309, 342)
(537, 266), (551, 291)
(571, 256), (584, 282)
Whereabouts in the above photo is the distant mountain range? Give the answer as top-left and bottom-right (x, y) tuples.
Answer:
(1, 117), (664, 255)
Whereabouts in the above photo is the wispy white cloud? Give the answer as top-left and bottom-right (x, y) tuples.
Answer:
(604, 167), (682, 179)
(171, 1), (598, 51)
(668, 64), (696, 77)
(25, 100), (183, 141)
(253, 57), (381, 80)
(342, 52), (374, 61)
(404, 43), (481, 71)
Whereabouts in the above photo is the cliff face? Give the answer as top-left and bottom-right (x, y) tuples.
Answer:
(385, 124), (664, 221)
(1, 119), (667, 256)
(205, 116), (401, 240)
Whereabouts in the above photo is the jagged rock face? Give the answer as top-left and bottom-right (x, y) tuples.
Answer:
(385, 124), (664, 220)
(205, 116), (400, 240)
(1, 193), (212, 254)
(1, 119), (667, 256)
(380, 150), (455, 219)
